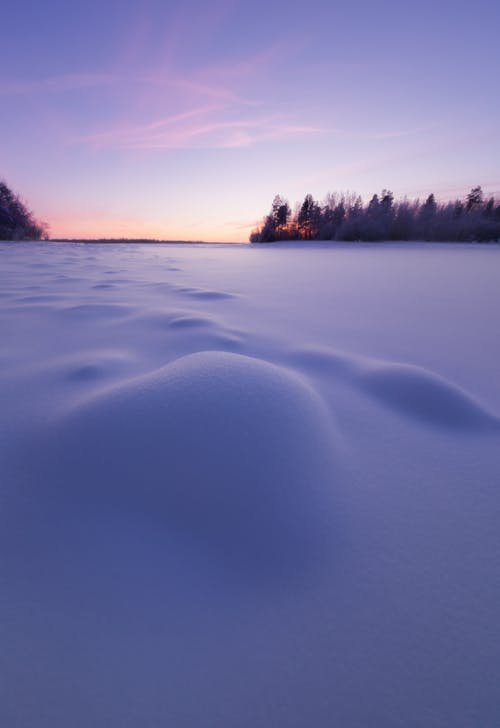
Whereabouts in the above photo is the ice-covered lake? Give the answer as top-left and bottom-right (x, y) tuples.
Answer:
(1, 241), (499, 727)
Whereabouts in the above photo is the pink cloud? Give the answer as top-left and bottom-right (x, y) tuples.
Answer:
(78, 113), (322, 151)
(0, 32), (321, 154)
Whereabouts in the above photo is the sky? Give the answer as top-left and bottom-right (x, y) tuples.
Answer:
(1, 0), (499, 242)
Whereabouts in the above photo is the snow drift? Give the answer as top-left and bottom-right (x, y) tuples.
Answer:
(1, 241), (499, 728)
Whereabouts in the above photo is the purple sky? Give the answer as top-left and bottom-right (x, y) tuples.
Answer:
(1, 0), (499, 241)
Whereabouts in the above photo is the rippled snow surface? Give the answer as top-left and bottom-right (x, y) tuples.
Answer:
(1, 241), (499, 727)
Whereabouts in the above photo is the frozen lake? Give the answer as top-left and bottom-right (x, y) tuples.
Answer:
(1, 241), (499, 727)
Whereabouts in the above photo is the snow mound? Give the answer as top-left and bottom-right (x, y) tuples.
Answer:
(120, 309), (243, 352)
(287, 347), (355, 378)
(288, 347), (499, 432)
(360, 360), (500, 431)
(175, 286), (236, 300)
(59, 350), (134, 383)
(46, 351), (337, 575)
(61, 303), (131, 319)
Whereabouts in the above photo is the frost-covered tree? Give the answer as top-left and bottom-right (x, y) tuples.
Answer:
(367, 194), (380, 214)
(0, 180), (48, 240)
(380, 189), (394, 215)
(417, 194), (437, 239)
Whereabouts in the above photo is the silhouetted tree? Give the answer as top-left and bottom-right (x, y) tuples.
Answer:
(297, 194), (321, 239)
(367, 194), (380, 214)
(271, 195), (291, 231)
(484, 197), (495, 217)
(422, 193), (437, 215)
(417, 194), (437, 239)
(0, 180), (48, 240)
(380, 189), (394, 215)
(466, 186), (483, 212)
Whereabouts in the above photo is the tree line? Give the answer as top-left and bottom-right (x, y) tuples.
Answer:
(250, 187), (500, 243)
(0, 180), (48, 240)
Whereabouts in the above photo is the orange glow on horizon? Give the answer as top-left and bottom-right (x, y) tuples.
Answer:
(48, 214), (251, 243)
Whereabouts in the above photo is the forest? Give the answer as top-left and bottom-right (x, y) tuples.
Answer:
(250, 187), (500, 243)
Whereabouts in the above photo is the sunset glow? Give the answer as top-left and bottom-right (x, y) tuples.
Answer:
(2, 0), (499, 240)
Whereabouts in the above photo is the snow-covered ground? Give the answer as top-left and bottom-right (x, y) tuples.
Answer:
(1, 241), (499, 727)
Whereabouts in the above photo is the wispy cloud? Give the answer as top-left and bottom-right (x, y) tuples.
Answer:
(0, 68), (259, 108)
(78, 110), (322, 151)
(0, 72), (118, 95)
(0, 35), (321, 152)
(323, 123), (439, 142)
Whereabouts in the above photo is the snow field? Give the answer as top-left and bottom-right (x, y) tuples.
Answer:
(1, 241), (499, 727)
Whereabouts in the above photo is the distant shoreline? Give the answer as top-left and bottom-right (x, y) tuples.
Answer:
(2, 239), (498, 249)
